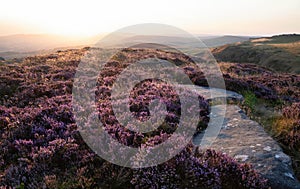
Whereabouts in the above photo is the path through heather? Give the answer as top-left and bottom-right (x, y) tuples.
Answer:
(188, 85), (300, 189)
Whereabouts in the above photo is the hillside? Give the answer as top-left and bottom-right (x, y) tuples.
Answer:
(212, 34), (300, 73)
(0, 47), (299, 187)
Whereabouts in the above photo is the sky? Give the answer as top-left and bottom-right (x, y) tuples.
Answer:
(0, 0), (299, 37)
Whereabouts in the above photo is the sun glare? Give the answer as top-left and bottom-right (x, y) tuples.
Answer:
(0, 0), (299, 36)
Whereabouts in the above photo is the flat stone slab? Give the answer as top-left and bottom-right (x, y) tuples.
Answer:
(194, 105), (300, 188)
(180, 85), (244, 103)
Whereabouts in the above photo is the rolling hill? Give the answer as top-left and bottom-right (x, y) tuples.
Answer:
(212, 34), (300, 74)
(0, 34), (252, 60)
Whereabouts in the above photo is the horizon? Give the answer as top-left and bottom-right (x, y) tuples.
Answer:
(0, 32), (299, 38)
(1, 0), (299, 37)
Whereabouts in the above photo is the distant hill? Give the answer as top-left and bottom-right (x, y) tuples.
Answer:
(100, 34), (251, 48)
(202, 35), (250, 47)
(0, 33), (252, 59)
(98, 34), (202, 48)
(0, 34), (89, 52)
(0, 34), (101, 59)
(212, 34), (300, 74)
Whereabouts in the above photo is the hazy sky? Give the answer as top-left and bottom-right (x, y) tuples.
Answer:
(0, 0), (299, 37)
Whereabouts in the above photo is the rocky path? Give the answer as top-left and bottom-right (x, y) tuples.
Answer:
(187, 85), (300, 189)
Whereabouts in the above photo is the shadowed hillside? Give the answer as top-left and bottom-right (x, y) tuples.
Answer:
(212, 34), (300, 74)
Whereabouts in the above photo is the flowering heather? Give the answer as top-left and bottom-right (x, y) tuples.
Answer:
(132, 146), (268, 189)
(0, 48), (268, 188)
(219, 62), (300, 102)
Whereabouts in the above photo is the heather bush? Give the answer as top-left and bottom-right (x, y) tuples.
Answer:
(132, 147), (268, 189)
(220, 62), (300, 102)
(276, 103), (300, 150)
(282, 102), (300, 119)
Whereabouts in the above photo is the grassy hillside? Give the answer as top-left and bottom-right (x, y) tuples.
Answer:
(212, 34), (300, 73)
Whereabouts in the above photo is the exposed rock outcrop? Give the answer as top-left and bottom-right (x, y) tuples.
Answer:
(186, 85), (300, 188)
(194, 104), (300, 188)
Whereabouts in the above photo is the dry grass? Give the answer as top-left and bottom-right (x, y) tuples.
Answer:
(272, 117), (297, 136)
(269, 42), (300, 55)
(251, 38), (272, 43)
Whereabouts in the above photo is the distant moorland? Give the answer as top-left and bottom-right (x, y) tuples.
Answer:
(212, 34), (300, 74)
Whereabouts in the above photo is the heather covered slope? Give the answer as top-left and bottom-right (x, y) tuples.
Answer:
(0, 48), (270, 188)
(212, 34), (300, 74)
(1, 46), (300, 188)
(0, 47), (300, 188)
